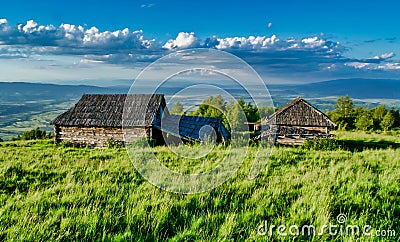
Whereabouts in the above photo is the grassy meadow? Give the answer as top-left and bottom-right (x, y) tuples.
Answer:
(0, 132), (399, 241)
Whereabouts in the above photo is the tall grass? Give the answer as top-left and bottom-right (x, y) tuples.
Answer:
(0, 136), (399, 241)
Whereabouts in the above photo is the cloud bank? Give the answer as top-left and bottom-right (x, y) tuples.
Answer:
(0, 19), (156, 51)
(0, 18), (399, 83)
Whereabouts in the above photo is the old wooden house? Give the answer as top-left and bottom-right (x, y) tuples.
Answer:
(51, 94), (229, 147)
(263, 97), (336, 145)
(51, 94), (167, 147)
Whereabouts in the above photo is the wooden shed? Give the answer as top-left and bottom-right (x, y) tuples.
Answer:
(263, 97), (336, 145)
(51, 94), (167, 147)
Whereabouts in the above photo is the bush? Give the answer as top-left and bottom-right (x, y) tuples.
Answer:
(10, 135), (21, 141)
(303, 138), (340, 151)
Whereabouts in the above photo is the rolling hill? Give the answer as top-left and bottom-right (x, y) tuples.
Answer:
(0, 82), (124, 140)
(270, 78), (400, 99)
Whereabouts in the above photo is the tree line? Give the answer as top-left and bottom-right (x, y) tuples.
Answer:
(326, 95), (399, 132)
(9, 127), (53, 141)
(171, 94), (400, 133)
(170, 95), (276, 131)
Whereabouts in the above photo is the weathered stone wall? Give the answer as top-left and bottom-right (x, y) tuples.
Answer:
(55, 126), (149, 148)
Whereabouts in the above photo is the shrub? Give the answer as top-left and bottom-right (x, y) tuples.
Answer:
(303, 137), (340, 151)
(10, 135), (21, 141)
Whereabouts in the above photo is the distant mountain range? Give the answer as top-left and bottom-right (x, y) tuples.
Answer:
(269, 78), (400, 99)
(0, 82), (122, 103)
(2, 78), (398, 102)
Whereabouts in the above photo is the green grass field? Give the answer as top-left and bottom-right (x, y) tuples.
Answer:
(0, 132), (399, 241)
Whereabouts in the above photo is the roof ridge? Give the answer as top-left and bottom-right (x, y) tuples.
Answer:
(269, 96), (302, 118)
(268, 97), (336, 127)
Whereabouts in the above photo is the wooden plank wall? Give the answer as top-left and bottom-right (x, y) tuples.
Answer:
(55, 126), (149, 148)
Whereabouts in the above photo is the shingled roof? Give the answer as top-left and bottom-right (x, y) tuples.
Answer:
(51, 94), (166, 127)
(268, 97), (336, 127)
(155, 115), (230, 142)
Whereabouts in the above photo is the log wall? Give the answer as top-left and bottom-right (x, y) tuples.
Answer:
(271, 125), (330, 145)
(54, 125), (150, 148)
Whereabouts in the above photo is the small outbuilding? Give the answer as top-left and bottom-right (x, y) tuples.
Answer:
(262, 97), (336, 145)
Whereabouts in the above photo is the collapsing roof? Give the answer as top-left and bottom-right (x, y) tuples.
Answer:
(155, 115), (230, 143)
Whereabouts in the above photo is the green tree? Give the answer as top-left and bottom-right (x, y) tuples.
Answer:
(236, 98), (260, 122)
(11, 127), (51, 141)
(330, 95), (355, 130)
(389, 109), (400, 128)
(372, 105), (387, 129)
(380, 111), (395, 133)
(171, 101), (184, 115)
(257, 105), (275, 121)
(22, 127), (47, 140)
(0, 137), (3, 142)
(226, 100), (246, 131)
(193, 95), (229, 131)
(335, 95), (354, 118)
(355, 109), (373, 131)
(193, 95), (226, 118)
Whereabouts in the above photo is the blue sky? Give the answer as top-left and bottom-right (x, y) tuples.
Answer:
(0, 0), (399, 84)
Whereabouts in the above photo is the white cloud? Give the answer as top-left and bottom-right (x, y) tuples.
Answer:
(0, 19), (157, 51)
(0, 18), (9, 31)
(0, 19), (12, 37)
(141, 3), (155, 8)
(21, 20), (38, 33)
(301, 36), (325, 48)
(378, 63), (400, 70)
(57, 23), (85, 45)
(83, 27), (156, 49)
(345, 59), (400, 71)
(214, 35), (279, 50)
(200, 35), (337, 53)
(373, 52), (395, 60)
(345, 62), (370, 69)
(163, 32), (201, 50)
